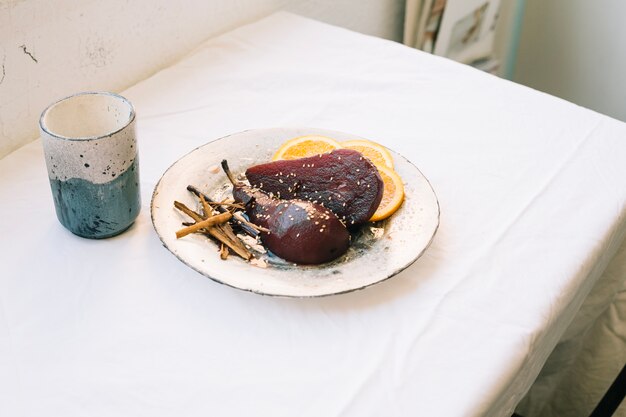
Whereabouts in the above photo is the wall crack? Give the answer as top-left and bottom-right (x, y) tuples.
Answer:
(0, 56), (5, 85)
(19, 45), (38, 63)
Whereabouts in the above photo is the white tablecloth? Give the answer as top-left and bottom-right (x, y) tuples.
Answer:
(1, 12), (626, 417)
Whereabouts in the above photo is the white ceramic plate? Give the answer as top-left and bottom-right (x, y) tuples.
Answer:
(151, 128), (439, 297)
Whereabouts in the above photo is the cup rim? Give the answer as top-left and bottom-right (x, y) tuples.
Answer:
(39, 91), (136, 141)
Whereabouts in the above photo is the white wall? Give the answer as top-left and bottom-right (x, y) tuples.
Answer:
(514, 0), (626, 122)
(0, 0), (404, 158)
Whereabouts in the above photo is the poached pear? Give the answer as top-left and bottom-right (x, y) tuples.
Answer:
(245, 149), (383, 225)
(223, 161), (350, 265)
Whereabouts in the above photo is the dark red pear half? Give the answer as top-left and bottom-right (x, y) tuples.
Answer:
(245, 149), (383, 225)
(232, 186), (350, 265)
(222, 160), (350, 265)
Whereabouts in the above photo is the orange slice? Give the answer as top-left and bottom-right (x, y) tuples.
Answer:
(272, 135), (342, 161)
(341, 139), (394, 169)
(370, 164), (405, 222)
(271, 135), (404, 221)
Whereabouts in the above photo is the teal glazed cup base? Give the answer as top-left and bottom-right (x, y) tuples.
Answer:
(50, 159), (140, 239)
(40, 92), (141, 239)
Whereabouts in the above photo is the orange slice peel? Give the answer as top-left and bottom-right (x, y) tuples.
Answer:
(272, 135), (341, 161)
(370, 164), (404, 222)
(341, 139), (394, 169)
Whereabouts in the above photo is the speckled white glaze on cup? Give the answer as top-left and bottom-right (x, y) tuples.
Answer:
(40, 92), (140, 238)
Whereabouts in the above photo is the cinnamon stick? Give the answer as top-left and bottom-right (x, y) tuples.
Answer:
(199, 193), (212, 219)
(174, 201), (203, 222)
(210, 225), (252, 260)
(176, 212), (232, 239)
(174, 200), (251, 260)
(186, 184), (260, 237)
(219, 243), (229, 260)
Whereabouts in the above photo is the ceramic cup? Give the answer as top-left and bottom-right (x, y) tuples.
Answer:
(40, 92), (140, 239)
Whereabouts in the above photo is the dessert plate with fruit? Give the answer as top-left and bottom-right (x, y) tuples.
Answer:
(151, 128), (439, 297)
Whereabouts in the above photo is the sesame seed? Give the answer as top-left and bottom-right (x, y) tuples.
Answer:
(279, 179), (283, 183)
(319, 229), (324, 232)
(296, 233), (300, 237)
(357, 181), (361, 185)
(330, 177), (333, 181)
(357, 169), (360, 172)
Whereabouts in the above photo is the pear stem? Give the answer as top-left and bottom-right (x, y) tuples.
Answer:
(221, 160), (238, 186)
